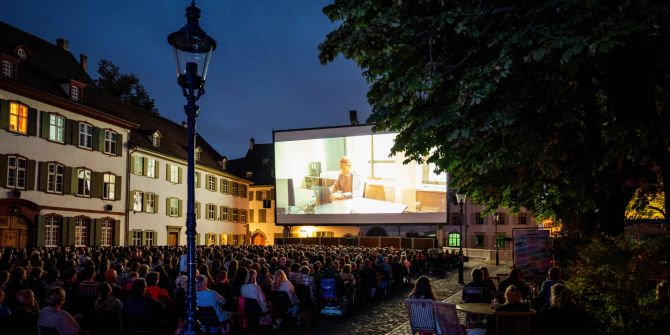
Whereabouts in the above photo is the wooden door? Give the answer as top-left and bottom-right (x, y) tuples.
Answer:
(252, 233), (265, 246)
(168, 232), (178, 246)
(2, 229), (19, 248)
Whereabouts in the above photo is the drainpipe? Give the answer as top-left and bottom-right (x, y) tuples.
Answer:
(125, 140), (135, 246)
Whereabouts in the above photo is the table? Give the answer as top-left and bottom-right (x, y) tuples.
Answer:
(455, 303), (495, 316)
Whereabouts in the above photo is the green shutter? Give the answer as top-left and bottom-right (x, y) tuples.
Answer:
(130, 156), (136, 174)
(63, 166), (71, 194)
(70, 120), (79, 145)
(0, 100), (9, 129)
(64, 118), (73, 145)
(40, 111), (50, 139)
(178, 167), (183, 184)
(26, 159), (36, 190)
(114, 220), (121, 246)
(91, 172), (103, 198)
(115, 175), (122, 200)
(127, 230), (133, 246)
(38, 161), (48, 192)
(178, 199), (183, 217)
(165, 197), (170, 216)
(93, 127), (102, 153)
(67, 217), (75, 246)
(69, 168), (78, 195)
(141, 230), (147, 246)
(37, 216), (46, 247)
(196, 202), (201, 219)
(142, 157), (148, 176)
(196, 233), (201, 246)
(27, 108), (38, 136)
(154, 160), (159, 179)
(0, 154), (6, 188)
(115, 133), (123, 156)
(153, 194), (159, 213)
(92, 219), (100, 246)
(165, 163), (170, 181)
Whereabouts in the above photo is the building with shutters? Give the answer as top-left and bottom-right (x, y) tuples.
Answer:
(0, 21), (134, 248)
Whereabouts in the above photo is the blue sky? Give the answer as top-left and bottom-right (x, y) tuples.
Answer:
(1, 0), (371, 158)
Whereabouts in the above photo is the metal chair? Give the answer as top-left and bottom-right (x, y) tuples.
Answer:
(405, 299), (437, 334)
(495, 311), (535, 335)
(432, 302), (465, 335)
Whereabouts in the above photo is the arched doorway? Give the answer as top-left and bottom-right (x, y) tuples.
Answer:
(366, 226), (388, 237)
(251, 230), (266, 245)
(0, 198), (39, 248)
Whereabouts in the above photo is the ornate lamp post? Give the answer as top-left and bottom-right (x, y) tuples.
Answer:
(168, 2), (216, 334)
(455, 191), (466, 284)
(494, 212), (500, 266)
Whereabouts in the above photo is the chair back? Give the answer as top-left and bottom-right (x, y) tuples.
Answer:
(38, 326), (60, 335)
(432, 302), (465, 335)
(463, 286), (490, 303)
(404, 299), (436, 334)
(495, 311), (535, 335)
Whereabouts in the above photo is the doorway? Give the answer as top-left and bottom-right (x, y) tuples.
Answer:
(0, 216), (31, 248)
(251, 232), (266, 246)
(168, 232), (179, 246)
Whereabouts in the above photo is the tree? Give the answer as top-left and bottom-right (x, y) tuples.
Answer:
(95, 59), (158, 113)
(319, 0), (670, 236)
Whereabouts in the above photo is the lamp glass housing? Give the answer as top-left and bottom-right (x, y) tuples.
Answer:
(167, 4), (216, 81)
(455, 192), (467, 204)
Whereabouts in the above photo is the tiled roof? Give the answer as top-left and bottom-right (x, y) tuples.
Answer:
(227, 142), (275, 186)
(0, 21), (244, 179)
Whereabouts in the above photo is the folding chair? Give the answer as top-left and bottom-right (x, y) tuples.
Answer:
(433, 302), (465, 335)
(405, 299), (437, 334)
(495, 311), (535, 335)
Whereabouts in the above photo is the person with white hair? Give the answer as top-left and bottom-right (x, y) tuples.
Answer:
(331, 156), (363, 199)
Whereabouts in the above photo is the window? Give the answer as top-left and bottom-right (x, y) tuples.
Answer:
(256, 191), (264, 201)
(517, 212), (528, 225)
(78, 123), (93, 149)
(7, 156), (26, 189)
(232, 183), (239, 196)
(259, 209), (267, 223)
(100, 219), (114, 246)
(146, 159), (156, 178)
(144, 231), (155, 246)
(76, 168), (91, 196)
(44, 216), (62, 247)
(74, 217), (90, 246)
(232, 209), (238, 223)
(103, 173), (116, 200)
(17, 49), (26, 60)
(49, 114), (65, 142)
(47, 163), (64, 194)
(249, 191), (254, 201)
(71, 85), (80, 101)
(195, 148), (201, 162)
(2, 60), (14, 78)
(168, 165), (180, 183)
(240, 210), (247, 223)
(448, 233), (461, 247)
(450, 213), (461, 225)
(104, 130), (117, 155)
(206, 175), (216, 192)
(132, 156), (144, 176)
(475, 212), (484, 225)
(132, 191), (143, 211)
(152, 133), (160, 147)
(249, 209), (254, 223)
(206, 204), (216, 220)
(496, 213), (506, 225)
(131, 230), (142, 246)
(195, 172), (201, 188)
(9, 102), (28, 134)
(474, 234), (485, 247)
(220, 179), (229, 194)
(144, 193), (156, 213)
(206, 233), (216, 246)
(220, 206), (229, 221)
(496, 235), (506, 248)
(168, 198), (180, 217)
(240, 184), (247, 198)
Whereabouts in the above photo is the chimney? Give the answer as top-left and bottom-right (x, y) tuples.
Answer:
(79, 54), (88, 71)
(349, 110), (359, 125)
(56, 38), (69, 51)
(182, 121), (187, 128)
(249, 138), (255, 152)
(219, 156), (228, 170)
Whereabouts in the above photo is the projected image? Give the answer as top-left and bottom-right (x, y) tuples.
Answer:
(274, 126), (447, 225)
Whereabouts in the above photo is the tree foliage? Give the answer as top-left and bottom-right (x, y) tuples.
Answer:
(95, 59), (158, 114)
(319, 0), (670, 235)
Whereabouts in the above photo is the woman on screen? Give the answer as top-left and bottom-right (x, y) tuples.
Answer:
(331, 156), (363, 200)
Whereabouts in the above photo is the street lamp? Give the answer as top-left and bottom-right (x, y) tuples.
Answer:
(168, 2), (216, 334)
(493, 212), (500, 266)
(455, 191), (467, 284)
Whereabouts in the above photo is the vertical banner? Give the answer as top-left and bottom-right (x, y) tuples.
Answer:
(512, 228), (552, 279)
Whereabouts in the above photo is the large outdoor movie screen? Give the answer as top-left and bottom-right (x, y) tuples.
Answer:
(274, 125), (447, 225)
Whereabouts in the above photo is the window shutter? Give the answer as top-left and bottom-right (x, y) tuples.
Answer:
(93, 219), (101, 246)
(93, 127), (103, 153)
(196, 172), (201, 188)
(115, 133), (123, 156)
(64, 118), (73, 145)
(0, 100), (9, 129)
(165, 198), (170, 216)
(62, 166), (71, 194)
(178, 199), (183, 217)
(249, 209), (254, 223)
(0, 154), (7, 188)
(69, 168), (78, 195)
(153, 194), (159, 213)
(510, 214), (516, 225)
(115, 175), (122, 200)
(37, 216), (46, 247)
(196, 233), (201, 246)
(165, 163), (170, 181)
(27, 108), (38, 136)
(67, 217), (75, 246)
(270, 190), (275, 200)
(196, 202), (201, 219)
(38, 161), (48, 192)
(114, 220), (121, 246)
(70, 120), (79, 145)
(249, 191), (254, 201)
(142, 157), (148, 176)
(178, 167), (183, 184)
(154, 160), (159, 179)
(26, 159), (36, 190)
(40, 111), (50, 139)
(91, 171), (103, 198)
(141, 231), (147, 246)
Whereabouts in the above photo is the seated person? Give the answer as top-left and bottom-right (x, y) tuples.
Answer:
(331, 156), (363, 200)
(539, 267), (564, 305)
(462, 268), (492, 303)
(499, 268), (529, 301)
(38, 287), (81, 335)
(496, 285), (531, 312)
(196, 275), (229, 323)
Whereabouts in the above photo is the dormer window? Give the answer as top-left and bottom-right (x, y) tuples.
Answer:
(152, 132), (161, 148)
(71, 85), (80, 101)
(17, 49), (26, 60)
(2, 60), (15, 79)
(246, 171), (254, 179)
(64, 80), (85, 102)
(195, 147), (201, 162)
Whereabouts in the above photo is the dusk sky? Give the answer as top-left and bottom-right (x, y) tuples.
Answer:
(1, 0), (371, 158)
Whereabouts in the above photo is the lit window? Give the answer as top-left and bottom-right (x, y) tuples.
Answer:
(144, 193), (156, 213)
(169, 165), (179, 183)
(78, 123), (93, 149)
(44, 216), (62, 247)
(132, 156), (144, 176)
(17, 49), (26, 60)
(74, 217), (90, 246)
(49, 114), (65, 142)
(144, 231), (155, 246)
(259, 209), (267, 223)
(152, 133), (160, 147)
(71, 85), (80, 101)
(146, 159), (156, 178)
(195, 148), (201, 162)
(100, 219), (114, 246)
(6, 156), (26, 189)
(47, 163), (64, 194)
(103, 173), (116, 200)
(77, 168), (91, 197)
(104, 130), (117, 155)
(207, 175), (216, 191)
(132, 191), (143, 211)
(206, 204), (216, 220)
(9, 102), (28, 134)
(448, 233), (461, 247)
(168, 198), (180, 217)
(132, 230), (142, 246)
(2, 61), (14, 79)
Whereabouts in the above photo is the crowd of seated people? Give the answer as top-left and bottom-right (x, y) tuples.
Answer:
(0, 244), (448, 334)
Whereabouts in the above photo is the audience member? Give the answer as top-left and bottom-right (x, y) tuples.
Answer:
(37, 287), (80, 335)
